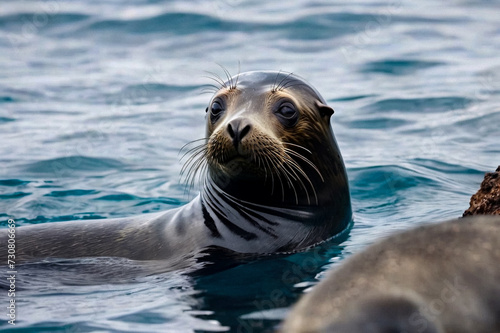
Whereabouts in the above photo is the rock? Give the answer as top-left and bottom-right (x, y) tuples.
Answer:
(463, 165), (500, 216)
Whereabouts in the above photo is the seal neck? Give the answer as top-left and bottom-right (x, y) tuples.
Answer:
(202, 178), (316, 223)
(200, 176), (352, 252)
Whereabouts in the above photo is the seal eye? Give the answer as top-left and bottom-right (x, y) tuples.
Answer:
(275, 101), (299, 127)
(210, 99), (225, 122)
(278, 103), (297, 119)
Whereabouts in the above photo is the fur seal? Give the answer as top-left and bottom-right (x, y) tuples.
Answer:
(0, 71), (352, 262)
(280, 216), (500, 333)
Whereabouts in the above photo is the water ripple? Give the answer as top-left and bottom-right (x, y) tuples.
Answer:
(349, 164), (436, 200)
(345, 117), (410, 129)
(0, 191), (31, 199)
(0, 179), (30, 186)
(365, 96), (473, 113)
(0, 13), (90, 30)
(24, 156), (127, 175)
(44, 189), (99, 197)
(360, 59), (443, 75)
(86, 12), (238, 35)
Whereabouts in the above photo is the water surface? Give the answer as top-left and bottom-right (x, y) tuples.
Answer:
(1, 0), (499, 332)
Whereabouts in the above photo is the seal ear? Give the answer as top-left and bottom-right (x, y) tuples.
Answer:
(315, 101), (334, 119)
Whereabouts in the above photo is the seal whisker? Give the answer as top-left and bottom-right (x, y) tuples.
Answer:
(271, 70), (283, 93)
(283, 150), (321, 204)
(198, 163), (209, 189)
(180, 139), (210, 194)
(199, 89), (219, 96)
(283, 158), (312, 205)
(282, 142), (312, 154)
(253, 153), (264, 177)
(261, 155), (275, 195)
(179, 138), (208, 154)
(203, 77), (226, 90)
(216, 64), (235, 90)
(179, 142), (207, 162)
(279, 153), (314, 205)
(182, 142), (207, 156)
(283, 155), (318, 205)
(200, 85), (221, 95)
(201, 83), (222, 90)
(179, 144), (207, 163)
(260, 154), (273, 192)
(219, 64), (232, 84)
(279, 81), (308, 91)
(280, 164), (300, 205)
(275, 72), (295, 92)
(182, 152), (204, 184)
(259, 156), (274, 183)
(180, 147), (207, 178)
(284, 148), (324, 182)
(258, 155), (269, 183)
(180, 148), (207, 178)
(268, 153), (299, 204)
(265, 154), (285, 200)
(185, 154), (208, 193)
(234, 61), (241, 89)
(203, 72), (227, 89)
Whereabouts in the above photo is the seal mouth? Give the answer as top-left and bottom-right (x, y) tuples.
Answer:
(220, 147), (255, 165)
(216, 150), (265, 176)
(181, 135), (325, 205)
(226, 155), (251, 164)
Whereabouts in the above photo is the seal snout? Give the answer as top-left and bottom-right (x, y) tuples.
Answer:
(227, 117), (252, 150)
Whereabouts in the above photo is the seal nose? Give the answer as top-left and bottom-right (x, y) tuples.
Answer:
(227, 118), (252, 148)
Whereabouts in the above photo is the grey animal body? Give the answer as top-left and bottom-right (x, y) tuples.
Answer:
(280, 216), (500, 333)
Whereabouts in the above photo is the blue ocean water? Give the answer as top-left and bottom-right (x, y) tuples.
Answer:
(1, 0), (499, 332)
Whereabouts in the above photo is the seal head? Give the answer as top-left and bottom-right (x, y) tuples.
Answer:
(204, 72), (346, 202)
